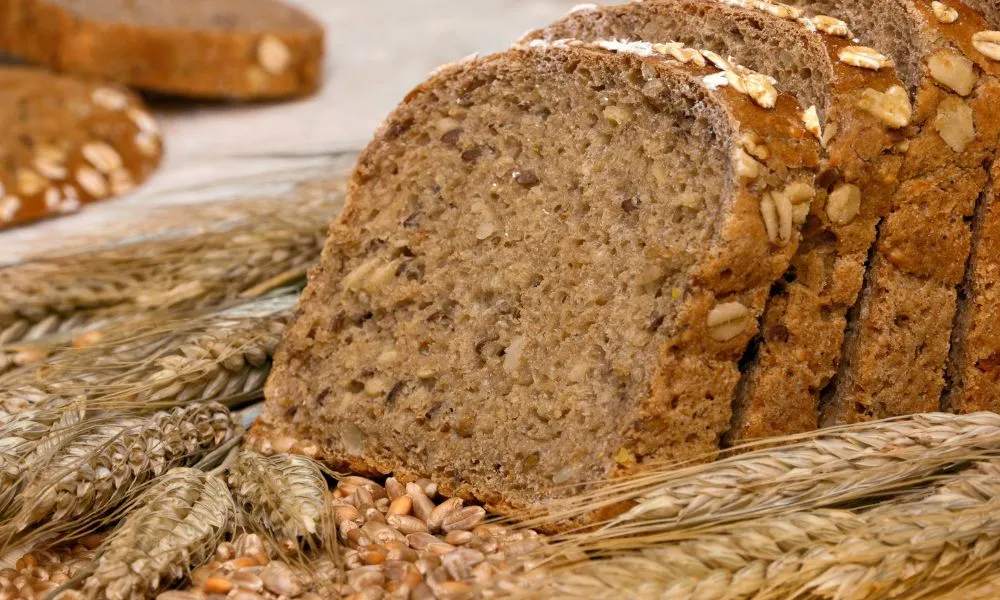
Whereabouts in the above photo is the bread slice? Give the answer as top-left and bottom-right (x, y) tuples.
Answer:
(0, 67), (162, 229)
(943, 6), (1000, 413)
(260, 40), (820, 512)
(778, 0), (1000, 424)
(523, 0), (907, 443)
(0, 0), (324, 99)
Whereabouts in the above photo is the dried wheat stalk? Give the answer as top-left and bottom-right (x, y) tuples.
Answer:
(510, 459), (1000, 600)
(1, 402), (240, 553)
(0, 294), (296, 420)
(525, 412), (1000, 538)
(229, 450), (332, 551)
(0, 179), (341, 366)
(77, 468), (236, 600)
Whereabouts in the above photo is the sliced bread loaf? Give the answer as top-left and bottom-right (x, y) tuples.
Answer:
(523, 0), (907, 442)
(780, 0), (1000, 424)
(0, 0), (324, 99)
(260, 40), (820, 512)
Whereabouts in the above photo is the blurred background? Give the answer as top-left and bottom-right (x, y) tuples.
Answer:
(2, 0), (583, 261)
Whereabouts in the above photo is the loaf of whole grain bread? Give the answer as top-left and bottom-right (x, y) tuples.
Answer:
(523, 0), (908, 444)
(780, 0), (1000, 425)
(260, 39), (820, 512)
(0, 0), (324, 99)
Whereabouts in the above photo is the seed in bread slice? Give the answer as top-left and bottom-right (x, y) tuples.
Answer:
(779, 0), (1000, 424)
(0, 67), (162, 229)
(522, 0), (908, 444)
(0, 0), (324, 100)
(260, 40), (820, 514)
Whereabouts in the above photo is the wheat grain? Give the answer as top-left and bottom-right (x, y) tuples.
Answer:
(1, 403), (239, 552)
(79, 468), (236, 600)
(0, 294), (296, 421)
(228, 450), (332, 551)
(525, 412), (1000, 536)
(510, 460), (1000, 600)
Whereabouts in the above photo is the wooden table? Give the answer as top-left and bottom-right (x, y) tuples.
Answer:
(1, 0), (583, 263)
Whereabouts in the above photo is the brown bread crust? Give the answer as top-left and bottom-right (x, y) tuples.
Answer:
(262, 42), (819, 516)
(0, 67), (162, 229)
(788, 0), (1000, 424)
(0, 0), (324, 99)
(523, 0), (904, 442)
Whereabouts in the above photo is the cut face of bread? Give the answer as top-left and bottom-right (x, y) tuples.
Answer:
(262, 41), (819, 512)
(0, 0), (324, 99)
(524, 0), (906, 442)
(781, 0), (1000, 423)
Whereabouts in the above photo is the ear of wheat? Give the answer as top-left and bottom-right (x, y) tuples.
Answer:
(0, 177), (342, 374)
(1, 402), (240, 553)
(523, 412), (1000, 539)
(78, 467), (236, 600)
(0, 293), (296, 421)
(228, 450), (336, 556)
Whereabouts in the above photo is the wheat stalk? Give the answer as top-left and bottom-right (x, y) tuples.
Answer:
(1, 402), (240, 553)
(0, 178), (341, 363)
(509, 460), (1000, 599)
(524, 412), (1000, 538)
(0, 294), (296, 421)
(77, 468), (236, 600)
(229, 450), (335, 554)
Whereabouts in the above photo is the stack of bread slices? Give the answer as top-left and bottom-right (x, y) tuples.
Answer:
(258, 0), (1000, 516)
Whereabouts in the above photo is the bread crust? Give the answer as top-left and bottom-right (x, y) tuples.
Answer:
(262, 41), (818, 516)
(0, 0), (324, 99)
(0, 67), (162, 229)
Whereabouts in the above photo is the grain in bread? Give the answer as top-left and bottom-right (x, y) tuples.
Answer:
(0, 0), (324, 99)
(261, 40), (820, 513)
(523, 0), (906, 442)
(0, 67), (162, 229)
(779, 0), (1000, 424)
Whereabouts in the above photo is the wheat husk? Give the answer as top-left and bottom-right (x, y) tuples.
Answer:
(524, 412), (1000, 538)
(0, 403), (240, 554)
(0, 294), (296, 421)
(78, 468), (236, 600)
(0, 177), (342, 373)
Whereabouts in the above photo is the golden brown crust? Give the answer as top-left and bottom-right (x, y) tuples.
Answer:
(0, 0), (324, 99)
(0, 67), (162, 229)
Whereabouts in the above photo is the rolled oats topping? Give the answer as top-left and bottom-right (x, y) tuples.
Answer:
(90, 86), (129, 111)
(857, 85), (912, 128)
(744, 72), (778, 108)
(826, 183), (861, 225)
(760, 193), (780, 244)
(707, 301), (752, 342)
(933, 96), (976, 152)
(652, 42), (707, 66)
(927, 49), (978, 96)
(0, 195), (20, 223)
(931, 1), (959, 23)
(972, 31), (1000, 61)
(805, 15), (852, 37)
(838, 46), (893, 70)
(257, 35), (292, 75)
(802, 105), (822, 141)
(736, 148), (762, 180)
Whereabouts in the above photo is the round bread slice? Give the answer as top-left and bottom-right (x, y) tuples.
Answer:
(260, 40), (820, 514)
(0, 67), (163, 229)
(778, 0), (1000, 424)
(0, 0), (324, 99)
(523, 0), (908, 444)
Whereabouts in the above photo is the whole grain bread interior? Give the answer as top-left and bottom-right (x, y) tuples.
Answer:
(779, 0), (1000, 424)
(524, 0), (908, 444)
(261, 40), (819, 514)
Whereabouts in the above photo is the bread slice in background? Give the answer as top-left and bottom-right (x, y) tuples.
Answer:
(260, 40), (820, 514)
(0, 68), (162, 229)
(522, 0), (908, 444)
(779, 0), (1000, 424)
(0, 0), (324, 99)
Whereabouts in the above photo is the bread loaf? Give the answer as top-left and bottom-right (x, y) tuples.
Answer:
(261, 40), (820, 512)
(0, 67), (162, 229)
(781, 0), (1000, 424)
(0, 0), (324, 99)
(523, 0), (907, 443)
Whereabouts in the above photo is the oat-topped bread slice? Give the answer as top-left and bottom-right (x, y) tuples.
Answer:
(524, 0), (906, 443)
(0, 0), (323, 99)
(0, 67), (162, 229)
(942, 6), (1000, 413)
(260, 40), (820, 512)
(779, 0), (1000, 424)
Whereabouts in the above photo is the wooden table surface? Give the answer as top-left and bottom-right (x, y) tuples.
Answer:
(1, 0), (583, 263)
